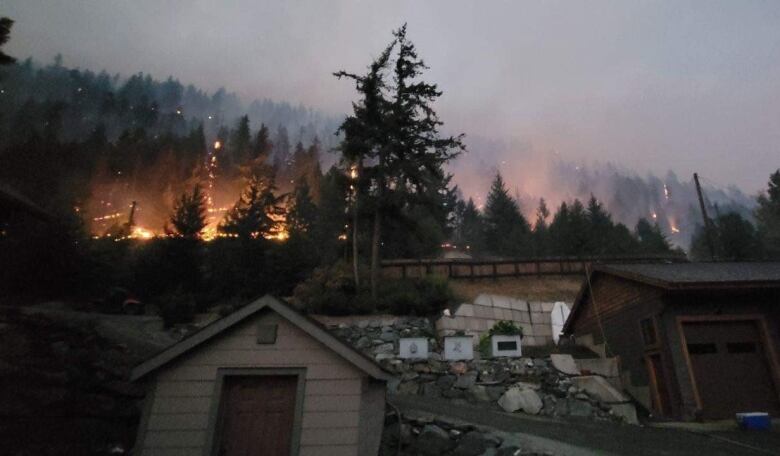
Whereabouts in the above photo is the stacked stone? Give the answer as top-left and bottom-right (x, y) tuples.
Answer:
(327, 316), (438, 360)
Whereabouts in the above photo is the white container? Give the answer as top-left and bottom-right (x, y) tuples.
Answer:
(491, 334), (522, 358)
(444, 336), (474, 361)
(399, 337), (429, 359)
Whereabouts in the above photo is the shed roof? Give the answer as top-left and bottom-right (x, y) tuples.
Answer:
(131, 295), (394, 382)
(563, 262), (780, 335)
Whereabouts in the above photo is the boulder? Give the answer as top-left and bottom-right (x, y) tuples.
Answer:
(549, 354), (580, 376)
(568, 398), (593, 417)
(375, 342), (394, 354)
(451, 432), (492, 456)
(497, 388), (543, 415)
(466, 385), (491, 402)
(450, 361), (468, 375)
(412, 424), (456, 455)
(455, 372), (478, 389)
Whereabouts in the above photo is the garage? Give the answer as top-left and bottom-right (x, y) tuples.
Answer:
(683, 319), (780, 419)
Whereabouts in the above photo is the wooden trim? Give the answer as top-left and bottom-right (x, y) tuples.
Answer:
(644, 352), (664, 415)
(675, 314), (780, 416)
(132, 381), (156, 455)
(204, 367), (307, 456)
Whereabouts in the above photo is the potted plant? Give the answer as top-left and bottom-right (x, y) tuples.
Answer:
(443, 330), (474, 361)
(487, 320), (523, 358)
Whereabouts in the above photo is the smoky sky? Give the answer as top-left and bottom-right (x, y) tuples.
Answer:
(5, 0), (780, 193)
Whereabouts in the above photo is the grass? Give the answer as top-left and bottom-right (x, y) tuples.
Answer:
(448, 274), (583, 303)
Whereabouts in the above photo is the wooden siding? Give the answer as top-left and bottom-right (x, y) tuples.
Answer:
(137, 310), (369, 456)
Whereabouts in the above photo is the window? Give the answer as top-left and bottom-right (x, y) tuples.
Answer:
(727, 342), (757, 354)
(687, 343), (717, 355)
(640, 318), (658, 347)
(497, 341), (518, 351)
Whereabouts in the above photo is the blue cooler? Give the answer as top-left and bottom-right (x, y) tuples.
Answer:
(736, 412), (771, 430)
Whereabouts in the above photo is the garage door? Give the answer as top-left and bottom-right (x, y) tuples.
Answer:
(215, 375), (298, 456)
(683, 320), (780, 419)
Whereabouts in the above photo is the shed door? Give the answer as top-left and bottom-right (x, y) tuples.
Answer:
(683, 320), (780, 419)
(216, 375), (298, 456)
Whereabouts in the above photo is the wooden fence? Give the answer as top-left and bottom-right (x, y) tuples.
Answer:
(380, 254), (687, 280)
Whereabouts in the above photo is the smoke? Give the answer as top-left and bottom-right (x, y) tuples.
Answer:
(449, 135), (755, 248)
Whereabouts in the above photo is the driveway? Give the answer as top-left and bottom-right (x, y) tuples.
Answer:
(389, 394), (780, 455)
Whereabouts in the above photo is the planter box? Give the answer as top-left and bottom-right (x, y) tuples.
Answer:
(491, 334), (522, 358)
(399, 337), (429, 359)
(444, 336), (474, 361)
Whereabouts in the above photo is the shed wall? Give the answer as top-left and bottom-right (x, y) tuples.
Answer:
(137, 310), (375, 456)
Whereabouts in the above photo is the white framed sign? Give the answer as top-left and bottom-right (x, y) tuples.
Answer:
(399, 337), (429, 359)
(444, 336), (474, 360)
(491, 334), (522, 358)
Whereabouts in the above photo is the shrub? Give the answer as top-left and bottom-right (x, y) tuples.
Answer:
(376, 276), (455, 316)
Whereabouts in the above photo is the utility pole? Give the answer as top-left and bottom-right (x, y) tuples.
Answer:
(693, 173), (716, 260)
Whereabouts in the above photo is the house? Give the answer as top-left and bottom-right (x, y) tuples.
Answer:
(131, 295), (393, 456)
(563, 262), (780, 420)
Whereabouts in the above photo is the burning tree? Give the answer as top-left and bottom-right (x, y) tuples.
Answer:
(166, 184), (207, 239)
(219, 175), (285, 240)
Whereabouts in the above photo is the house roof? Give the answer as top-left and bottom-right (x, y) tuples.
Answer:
(131, 295), (394, 382)
(595, 262), (780, 289)
(563, 262), (780, 334)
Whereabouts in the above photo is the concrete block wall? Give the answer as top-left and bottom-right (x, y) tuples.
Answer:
(435, 294), (563, 346)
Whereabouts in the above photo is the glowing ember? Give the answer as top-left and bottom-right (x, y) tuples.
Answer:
(663, 184), (670, 200)
(651, 212), (658, 220)
(130, 226), (156, 240)
(671, 225), (680, 234)
(214, 140), (222, 150)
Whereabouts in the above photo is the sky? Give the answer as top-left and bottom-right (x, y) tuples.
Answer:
(4, 0), (780, 193)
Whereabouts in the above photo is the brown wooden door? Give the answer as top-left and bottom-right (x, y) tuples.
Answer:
(216, 375), (298, 456)
(683, 320), (780, 419)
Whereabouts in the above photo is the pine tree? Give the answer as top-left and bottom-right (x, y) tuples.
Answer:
(272, 125), (291, 178)
(585, 195), (614, 254)
(230, 115), (251, 167)
(335, 24), (463, 297)
(456, 198), (486, 254)
(167, 184), (207, 239)
(635, 218), (672, 254)
(288, 178), (318, 237)
(756, 170), (780, 258)
(219, 175), (285, 239)
(0, 17), (15, 66)
(252, 123), (272, 161)
(483, 173), (530, 256)
(533, 198), (550, 257)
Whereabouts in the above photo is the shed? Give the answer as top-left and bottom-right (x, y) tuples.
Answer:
(563, 262), (780, 420)
(131, 295), (393, 456)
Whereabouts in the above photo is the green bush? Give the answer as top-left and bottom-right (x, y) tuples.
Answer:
(294, 264), (456, 316)
(376, 276), (455, 316)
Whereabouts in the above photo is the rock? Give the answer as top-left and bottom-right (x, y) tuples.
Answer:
(429, 352), (443, 361)
(466, 385), (491, 402)
(355, 336), (371, 349)
(442, 388), (465, 399)
(568, 398), (593, 417)
(486, 385), (506, 401)
(380, 332), (397, 342)
(452, 432), (491, 456)
(375, 353), (394, 361)
(411, 424), (456, 455)
(555, 398), (569, 416)
(398, 381), (420, 395)
(455, 372), (478, 389)
(609, 403), (639, 425)
(497, 388), (543, 414)
(357, 320), (370, 329)
(422, 382), (441, 398)
(496, 446), (522, 456)
(450, 361), (468, 375)
(549, 354), (580, 376)
(375, 342), (394, 354)
(436, 375), (456, 389)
